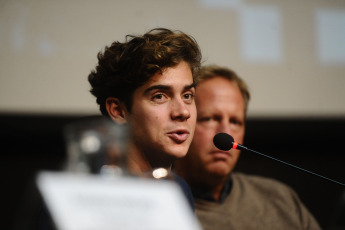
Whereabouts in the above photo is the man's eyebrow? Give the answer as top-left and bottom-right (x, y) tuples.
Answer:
(143, 85), (171, 95)
(143, 83), (196, 95)
(185, 83), (196, 90)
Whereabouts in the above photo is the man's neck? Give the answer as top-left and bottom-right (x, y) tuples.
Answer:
(211, 182), (227, 202)
(126, 145), (172, 176)
(186, 172), (230, 202)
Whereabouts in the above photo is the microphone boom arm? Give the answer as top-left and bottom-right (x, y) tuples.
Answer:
(240, 145), (345, 187)
(213, 132), (345, 187)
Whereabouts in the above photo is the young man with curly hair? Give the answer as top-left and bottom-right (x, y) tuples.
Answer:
(88, 28), (201, 179)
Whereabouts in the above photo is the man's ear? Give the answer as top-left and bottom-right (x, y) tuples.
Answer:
(105, 97), (128, 124)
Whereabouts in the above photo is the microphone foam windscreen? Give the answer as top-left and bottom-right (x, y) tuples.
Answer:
(213, 133), (234, 151)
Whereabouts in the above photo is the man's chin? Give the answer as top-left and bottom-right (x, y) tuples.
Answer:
(207, 163), (232, 177)
(166, 145), (190, 158)
(172, 150), (188, 159)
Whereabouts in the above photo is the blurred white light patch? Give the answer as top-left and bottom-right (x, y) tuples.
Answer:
(238, 5), (283, 63)
(37, 36), (56, 56)
(198, 0), (243, 9)
(315, 9), (345, 65)
(152, 168), (169, 179)
(11, 22), (26, 52)
(9, 4), (30, 52)
(80, 131), (101, 154)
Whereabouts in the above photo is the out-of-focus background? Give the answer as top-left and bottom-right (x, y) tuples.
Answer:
(1, 0), (345, 229)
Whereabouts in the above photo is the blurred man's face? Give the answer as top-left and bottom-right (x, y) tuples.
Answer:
(128, 61), (197, 167)
(186, 77), (245, 178)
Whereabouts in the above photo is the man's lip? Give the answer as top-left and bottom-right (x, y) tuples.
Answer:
(167, 129), (190, 143)
(167, 129), (190, 135)
(211, 150), (231, 159)
(211, 150), (230, 155)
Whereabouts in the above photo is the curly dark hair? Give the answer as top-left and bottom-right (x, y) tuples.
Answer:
(88, 28), (202, 116)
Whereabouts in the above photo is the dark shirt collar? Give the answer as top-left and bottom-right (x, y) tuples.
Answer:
(191, 174), (233, 203)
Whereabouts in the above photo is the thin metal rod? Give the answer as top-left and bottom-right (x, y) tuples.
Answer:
(245, 147), (345, 187)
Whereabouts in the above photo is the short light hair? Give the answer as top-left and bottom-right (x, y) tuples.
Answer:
(197, 65), (250, 112)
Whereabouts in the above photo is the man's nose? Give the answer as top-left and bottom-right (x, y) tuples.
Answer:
(217, 120), (231, 134)
(170, 99), (191, 121)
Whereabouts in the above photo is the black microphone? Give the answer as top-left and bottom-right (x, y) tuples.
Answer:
(213, 132), (345, 187)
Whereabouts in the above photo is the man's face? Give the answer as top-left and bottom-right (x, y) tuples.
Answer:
(186, 77), (245, 177)
(128, 61), (197, 164)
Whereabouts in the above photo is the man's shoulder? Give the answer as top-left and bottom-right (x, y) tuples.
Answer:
(231, 172), (295, 196)
(171, 172), (195, 211)
(232, 172), (288, 185)
(229, 172), (308, 214)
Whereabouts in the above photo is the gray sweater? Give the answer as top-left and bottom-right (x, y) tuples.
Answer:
(194, 173), (321, 230)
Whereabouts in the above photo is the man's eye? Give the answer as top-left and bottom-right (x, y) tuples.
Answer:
(230, 119), (242, 126)
(184, 93), (193, 99)
(153, 94), (163, 99)
(183, 93), (194, 102)
(151, 93), (167, 103)
(198, 117), (211, 122)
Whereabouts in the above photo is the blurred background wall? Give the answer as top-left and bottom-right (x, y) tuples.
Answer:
(1, 0), (345, 117)
(1, 0), (345, 230)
